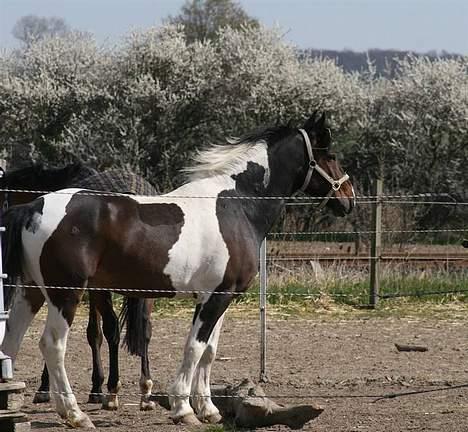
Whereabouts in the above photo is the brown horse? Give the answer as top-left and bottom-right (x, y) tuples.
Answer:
(0, 164), (158, 410)
(2, 113), (355, 427)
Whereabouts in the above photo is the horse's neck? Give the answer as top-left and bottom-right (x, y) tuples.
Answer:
(172, 175), (287, 241)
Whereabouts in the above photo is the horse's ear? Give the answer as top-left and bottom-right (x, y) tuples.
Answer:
(302, 111), (318, 131)
(316, 112), (327, 132)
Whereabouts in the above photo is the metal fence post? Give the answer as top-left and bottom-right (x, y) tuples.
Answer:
(0, 165), (13, 380)
(369, 178), (383, 308)
(259, 238), (268, 382)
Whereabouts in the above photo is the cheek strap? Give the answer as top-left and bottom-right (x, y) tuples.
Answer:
(297, 129), (349, 207)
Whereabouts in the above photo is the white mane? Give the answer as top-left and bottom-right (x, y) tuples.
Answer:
(184, 139), (269, 182)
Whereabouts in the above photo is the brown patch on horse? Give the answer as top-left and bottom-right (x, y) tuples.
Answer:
(39, 195), (186, 325)
(137, 203), (184, 227)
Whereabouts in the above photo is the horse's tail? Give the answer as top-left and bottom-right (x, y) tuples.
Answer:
(119, 297), (151, 357)
(1, 204), (32, 308)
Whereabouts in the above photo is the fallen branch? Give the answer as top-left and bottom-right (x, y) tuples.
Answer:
(395, 343), (428, 352)
(152, 378), (323, 429)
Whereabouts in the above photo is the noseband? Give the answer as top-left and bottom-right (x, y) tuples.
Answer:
(297, 128), (349, 210)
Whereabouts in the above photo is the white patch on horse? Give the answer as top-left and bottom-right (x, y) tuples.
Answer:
(135, 142), (270, 297)
(134, 178), (231, 297)
(22, 189), (82, 286)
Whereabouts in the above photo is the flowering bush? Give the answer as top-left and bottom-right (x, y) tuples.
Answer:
(1, 25), (466, 201)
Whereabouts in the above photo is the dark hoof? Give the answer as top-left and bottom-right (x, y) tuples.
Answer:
(87, 393), (104, 404)
(33, 392), (50, 404)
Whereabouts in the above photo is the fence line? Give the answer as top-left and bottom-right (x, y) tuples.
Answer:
(6, 283), (468, 300)
(25, 382), (468, 401)
(1, 187), (467, 204)
(268, 228), (468, 236)
(267, 255), (467, 261)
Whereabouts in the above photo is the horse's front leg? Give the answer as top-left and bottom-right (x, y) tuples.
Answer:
(191, 312), (225, 423)
(169, 292), (233, 425)
(41, 289), (94, 428)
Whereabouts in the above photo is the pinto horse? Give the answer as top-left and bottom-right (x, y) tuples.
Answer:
(1, 113), (355, 427)
(0, 163), (158, 410)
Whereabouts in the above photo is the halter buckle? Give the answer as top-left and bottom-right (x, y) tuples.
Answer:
(332, 181), (341, 191)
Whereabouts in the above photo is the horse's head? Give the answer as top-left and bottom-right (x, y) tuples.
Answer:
(298, 112), (355, 216)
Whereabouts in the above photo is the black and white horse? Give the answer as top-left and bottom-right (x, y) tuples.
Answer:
(1, 113), (354, 427)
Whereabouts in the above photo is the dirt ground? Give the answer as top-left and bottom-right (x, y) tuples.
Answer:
(11, 309), (468, 431)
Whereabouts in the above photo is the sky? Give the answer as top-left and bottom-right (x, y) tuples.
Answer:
(0, 0), (467, 54)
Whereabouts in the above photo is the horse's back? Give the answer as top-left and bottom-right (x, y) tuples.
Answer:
(72, 169), (158, 196)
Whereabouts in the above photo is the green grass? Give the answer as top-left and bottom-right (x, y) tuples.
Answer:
(237, 264), (468, 307)
(102, 262), (468, 320)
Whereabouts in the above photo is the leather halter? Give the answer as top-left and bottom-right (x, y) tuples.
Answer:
(297, 128), (350, 210)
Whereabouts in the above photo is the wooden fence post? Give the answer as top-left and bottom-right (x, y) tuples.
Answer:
(370, 179), (383, 307)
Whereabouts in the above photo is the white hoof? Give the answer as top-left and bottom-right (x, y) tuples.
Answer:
(102, 394), (119, 411)
(171, 412), (203, 426)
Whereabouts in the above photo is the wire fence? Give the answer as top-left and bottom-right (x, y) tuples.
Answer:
(0, 186), (466, 306)
(0, 185), (467, 411)
(24, 382), (468, 402)
(1, 186), (468, 203)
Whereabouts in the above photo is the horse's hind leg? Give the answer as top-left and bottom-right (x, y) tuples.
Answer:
(41, 288), (94, 428)
(93, 291), (121, 411)
(86, 292), (105, 404)
(139, 299), (155, 411)
(5, 286), (51, 405)
(2, 285), (44, 361)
